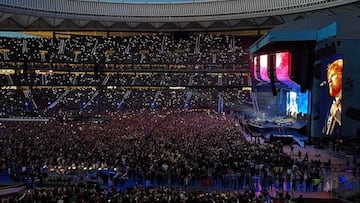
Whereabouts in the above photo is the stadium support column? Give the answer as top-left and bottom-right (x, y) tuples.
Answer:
(269, 54), (277, 96)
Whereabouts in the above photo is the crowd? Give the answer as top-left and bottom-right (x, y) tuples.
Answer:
(3, 72), (251, 87)
(16, 186), (272, 203)
(0, 33), (346, 202)
(0, 33), (256, 118)
(0, 85), (252, 117)
(0, 33), (256, 66)
(0, 109), (335, 202)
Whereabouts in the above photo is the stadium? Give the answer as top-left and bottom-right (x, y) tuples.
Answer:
(0, 0), (360, 202)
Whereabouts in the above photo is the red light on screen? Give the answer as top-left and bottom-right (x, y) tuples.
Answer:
(275, 52), (291, 82)
(259, 54), (270, 82)
(275, 52), (299, 89)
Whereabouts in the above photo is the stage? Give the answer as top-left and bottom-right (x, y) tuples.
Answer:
(246, 116), (308, 147)
(247, 116), (307, 131)
(271, 191), (342, 203)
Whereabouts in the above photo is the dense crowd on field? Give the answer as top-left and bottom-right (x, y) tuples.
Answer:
(0, 109), (336, 202)
(16, 186), (274, 203)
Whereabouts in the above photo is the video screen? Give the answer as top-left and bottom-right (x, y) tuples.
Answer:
(253, 56), (261, 81)
(275, 51), (299, 89)
(321, 56), (343, 136)
(259, 54), (270, 82)
(275, 52), (291, 81)
(286, 90), (309, 117)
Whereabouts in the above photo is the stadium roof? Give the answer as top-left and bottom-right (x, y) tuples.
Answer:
(250, 15), (360, 54)
(0, 0), (359, 32)
(80, 0), (216, 3)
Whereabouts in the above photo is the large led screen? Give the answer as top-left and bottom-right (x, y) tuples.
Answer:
(259, 54), (270, 82)
(253, 56), (261, 81)
(275, 52), (299, 89)
(286, 90), (309, 117)
(275, 52), (291, 81)
(321, 56), (343, 136)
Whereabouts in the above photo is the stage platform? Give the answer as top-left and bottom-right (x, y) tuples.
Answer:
(247, 116), (307, 131)
(261, 133), (308, 148)
(271, 192), (342, 203)
(246, 116), (308, 147)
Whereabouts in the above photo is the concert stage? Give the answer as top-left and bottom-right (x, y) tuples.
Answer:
(247, 116), (307, 130)
(247, 116), (308, 147)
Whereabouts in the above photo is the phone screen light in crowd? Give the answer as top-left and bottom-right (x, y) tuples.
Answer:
(151, 102), (156, 109)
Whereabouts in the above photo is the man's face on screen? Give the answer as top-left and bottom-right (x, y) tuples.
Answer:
(327, 61), (342, 97)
